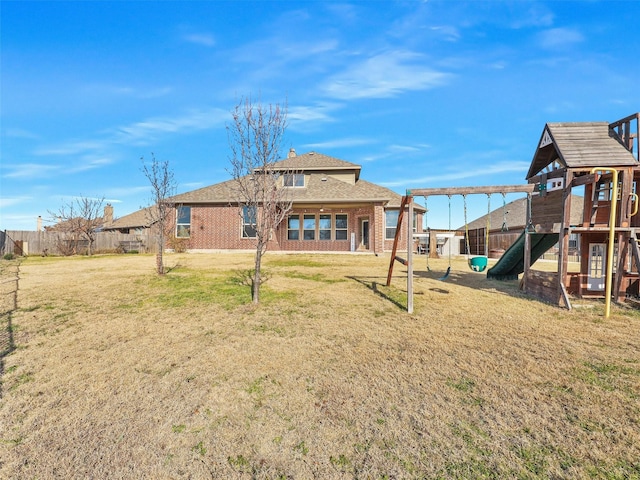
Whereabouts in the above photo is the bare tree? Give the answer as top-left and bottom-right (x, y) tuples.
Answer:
(48, 196), (105, 256)
(142, 153), (177, 275)
(227, 96), (292, 304)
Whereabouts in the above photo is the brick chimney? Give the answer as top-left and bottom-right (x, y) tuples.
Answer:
(288, 148), (296, 158)
(103, 204), (114, 226)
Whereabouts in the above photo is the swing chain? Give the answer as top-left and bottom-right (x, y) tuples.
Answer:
(486, 194), (491, 257)
(424, 196), (431, 271)
(463, 194), (471, 256)
(447, 195), (452, 267)
(501, 192), (509, 232)
(526, 192), (535, 232)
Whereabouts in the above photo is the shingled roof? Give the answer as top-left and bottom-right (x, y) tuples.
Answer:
(106, 206), (156, 230)
(168, 151), (418, 210)
(270, 151), (361, 179)
(168, 173), (412, 208)
(527, 122), (637, 180)
(462, 195), (584, 231)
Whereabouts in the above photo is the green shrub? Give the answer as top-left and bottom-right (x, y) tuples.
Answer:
(3, 253), (15, 260)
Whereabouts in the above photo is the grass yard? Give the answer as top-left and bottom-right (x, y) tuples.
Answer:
(0, 253), (639, 479)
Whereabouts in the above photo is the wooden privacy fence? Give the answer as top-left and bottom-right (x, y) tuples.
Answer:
(1, 231), (155, 256)
(462, 229), (524, 257)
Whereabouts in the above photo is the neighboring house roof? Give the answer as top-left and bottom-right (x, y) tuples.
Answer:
(105, 206), (157, 230)
(45, 217), (104, 232)
(527, 122), (637, 179)
(462, 195), (584, 231)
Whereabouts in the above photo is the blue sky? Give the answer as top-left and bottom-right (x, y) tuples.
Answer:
(1, 0), (638, 231)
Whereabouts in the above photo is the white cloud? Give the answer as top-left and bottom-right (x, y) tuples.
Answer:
(81, 84), (173, 99)
(287, 103), (342, 131)
(35, 141), (106, 156)
(183, 33), (216, 47)
(388, 144), (430, 153)
(138, 87), (174, 99)
(303, 137), (373, 149)
(105, 186), (150, 198)
(381, 160), (531, 188)
(181, 182), (205, 190)
(429, 25), (461, 42)
(359, 143), (431, 163)
(0, 196), (30, 208)
(5, 128), (40, 140)
(69, 157), (116, 173)
(32, 108), (228, 161)
(537, 27), (584, 50)
(510, 5), (555, 29)
(2, 163), (60, 179)
(322, 50), (451, 100)
(114, 108), (228, 144)
(0, 212), (44, 230)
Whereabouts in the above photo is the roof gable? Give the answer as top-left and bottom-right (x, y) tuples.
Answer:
(270, 151), (362, 180)
(527, 122), (637, 179)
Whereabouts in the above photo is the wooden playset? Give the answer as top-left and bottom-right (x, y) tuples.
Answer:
(389, 113), (639, 315)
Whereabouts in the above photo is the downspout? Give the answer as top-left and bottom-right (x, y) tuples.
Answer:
(590, 167), (618, 318)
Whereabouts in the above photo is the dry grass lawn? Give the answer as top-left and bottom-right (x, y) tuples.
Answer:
(0, 252), (639, 479)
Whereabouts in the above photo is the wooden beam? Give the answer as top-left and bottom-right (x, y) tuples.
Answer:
(527, 169), (566, 185)
(407, 198), (414, 314)
(394, 256), (407, 266)
(560, 283), (572, 310)
(556, 171), (573, 308)
(408, 184), (535, 197)
(386, 195), (411, 287)
(570, 173), (597, 188)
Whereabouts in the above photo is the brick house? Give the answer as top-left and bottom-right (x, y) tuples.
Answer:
(166, 150), (424, 254)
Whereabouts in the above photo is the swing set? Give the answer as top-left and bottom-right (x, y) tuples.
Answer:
(386, 184), (535, 313)
(424, 192), (508, 278)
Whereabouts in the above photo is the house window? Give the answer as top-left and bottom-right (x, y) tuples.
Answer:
(242, 206), (257, 238)
(385, 210), (399, 240)
(287, 215), (299, 240)
(176, 206), (191, 238)
(319, 214), (332, 240)
(283, 173), (305, 187)
(303, 214), (315, 240)
(335, 214), (348, 240)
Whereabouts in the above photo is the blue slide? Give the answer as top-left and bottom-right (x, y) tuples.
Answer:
(486, 231), (559, 281)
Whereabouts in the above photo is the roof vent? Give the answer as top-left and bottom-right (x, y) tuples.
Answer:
(321, 176), (327, 182)
(309, 151), (315, 155)
(288, 148), (296, 158)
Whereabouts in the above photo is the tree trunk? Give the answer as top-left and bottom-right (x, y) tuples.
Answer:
(252, 249), (262, 304)
(156, 234), (165, 275)
(156, 252), (164, 275)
